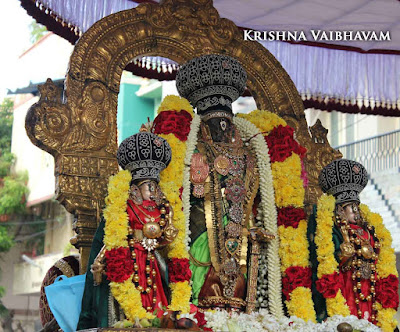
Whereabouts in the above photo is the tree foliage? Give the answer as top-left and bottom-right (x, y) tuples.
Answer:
(29, 21), (47, 44)
(0, 173), (28, 216)
(0, 99), (13, 154)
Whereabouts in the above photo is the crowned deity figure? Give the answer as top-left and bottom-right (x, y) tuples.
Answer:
(309, 159), (399, 329)
(172, 55), (274, 311)
(79, 54), (317, 329)
(150, 53), (313, 319)
(78, 130), (178, 329)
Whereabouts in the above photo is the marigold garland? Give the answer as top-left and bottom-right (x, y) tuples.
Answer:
(240, 110), (316, 322)
(237, 110), (287, 134)
(157, 94), (194, 115)
(278, 221), (310, 273)
(271, 153), (305, 208)
(154, 96), (195, 314)
(285, 287), (316, 322)
(103, 170), (155, 320)
(315, 194), (399, 331)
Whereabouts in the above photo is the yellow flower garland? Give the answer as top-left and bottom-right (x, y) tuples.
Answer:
(278, 220), (310, 272)
(315, 194), (398, 331)
(103, 107), (316, 323)
(241, 110), (316, 322)
(157, 94), (194, 115)
(360, 204), (398, 332)
(103, 170), (154, 320)
(155, 96), (194, 313)
(237, 110), (287, 134)
(271, 153), (305, 208)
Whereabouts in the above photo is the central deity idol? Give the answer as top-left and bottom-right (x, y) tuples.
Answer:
(174, 55), (274, 310)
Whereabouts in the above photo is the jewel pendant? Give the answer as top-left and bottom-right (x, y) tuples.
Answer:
(225, 238), (239, 255)
(214, 155), (230, 176)
(193, 184), (205, 198)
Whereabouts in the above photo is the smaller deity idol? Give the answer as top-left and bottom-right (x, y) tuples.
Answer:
(310, 159), (399, 326)
(78, 129), (178, 329)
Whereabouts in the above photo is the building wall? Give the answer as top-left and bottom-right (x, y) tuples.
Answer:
(0, 244), (40, 332)
(305, 108), (400, 148)
(11, 95), (55, 205)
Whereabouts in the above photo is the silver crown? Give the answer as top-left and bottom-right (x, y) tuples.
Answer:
(176, 54), (247, 113)
(319, 159), (368, 204)
(117, 132), (172, 183)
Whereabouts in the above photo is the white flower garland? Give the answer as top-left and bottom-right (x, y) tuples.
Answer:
(179, 114), (282, 317)
(203, 310), (380, 332)
(182, 113), (201, 250)
(233, 116), (283, 318)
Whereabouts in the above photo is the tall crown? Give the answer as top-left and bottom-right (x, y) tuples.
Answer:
(175, 54), (247, 114)
(319, 159), (368, 204)
(117, 132), (172, 183)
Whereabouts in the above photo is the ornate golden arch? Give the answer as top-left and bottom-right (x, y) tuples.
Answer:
(25, 0), (340, 271)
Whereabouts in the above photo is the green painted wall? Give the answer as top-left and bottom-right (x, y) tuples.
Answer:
(117, 83), (155, 144)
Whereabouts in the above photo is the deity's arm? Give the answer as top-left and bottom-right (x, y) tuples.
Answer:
(77, 218), (110, 329)
(332, 225), (355, 269)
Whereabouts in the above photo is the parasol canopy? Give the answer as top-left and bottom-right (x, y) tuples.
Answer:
(19, 0), (400, 116)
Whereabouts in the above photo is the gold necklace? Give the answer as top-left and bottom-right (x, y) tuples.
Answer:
(135, 204), (161, 223)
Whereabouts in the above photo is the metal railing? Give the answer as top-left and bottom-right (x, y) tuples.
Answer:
(335, 129), (400, 173)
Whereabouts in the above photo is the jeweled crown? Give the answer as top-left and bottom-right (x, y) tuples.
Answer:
(319, 159), (368, 204)
(117, 132), (172, 183)
(175, 54), (247, 114)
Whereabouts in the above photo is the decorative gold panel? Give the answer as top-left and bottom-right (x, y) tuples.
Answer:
(25, 0), (340, 271)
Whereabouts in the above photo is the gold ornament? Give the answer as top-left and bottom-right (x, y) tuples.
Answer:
(142, 222), (162, 239)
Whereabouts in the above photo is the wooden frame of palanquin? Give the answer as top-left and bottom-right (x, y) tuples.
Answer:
(25, 0), (341, 273)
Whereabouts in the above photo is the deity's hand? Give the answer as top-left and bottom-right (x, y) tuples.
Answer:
(161, 222), (179, 245)
(249, 227), (275, 243)
(91, 260), (105, 286)
(339, 242), (355, 259)
(91, 245), (106, 285)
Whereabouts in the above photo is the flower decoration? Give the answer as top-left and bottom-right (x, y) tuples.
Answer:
(282, 266), (312, 300)
(105, 247), (133, 283)
(168, 258), (192, 283)
(315, 272), (343, 298)
(277, 207), (306, 229)
(237, 110), (315, 322)
(314, 195), (399, 331)
(153, 110), (192, 141)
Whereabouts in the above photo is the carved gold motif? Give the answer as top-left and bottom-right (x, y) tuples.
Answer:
(25, 0), (339, 271)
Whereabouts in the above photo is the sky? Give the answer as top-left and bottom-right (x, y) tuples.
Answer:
(0, 0), (34, 100)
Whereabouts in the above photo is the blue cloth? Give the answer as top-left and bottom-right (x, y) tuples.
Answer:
(45, 274), (86, 332)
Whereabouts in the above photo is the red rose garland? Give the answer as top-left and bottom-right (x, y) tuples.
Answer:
(277, 207), (306, 228)
(282, 266), (312, 300)
(264, 125), (307, 163)
(264, 125), (312, 304)
(152, 100), (194, 313)
(316, 272), (344, 299)
(168, 258), (192, 283)
(153, 110), (192, 141)
(105, 247), (134, 283)
(375, 274), (399, 309)
(153, 110), (193, 289)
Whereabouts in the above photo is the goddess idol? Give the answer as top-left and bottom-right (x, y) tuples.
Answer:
(78, 130), (178, 329)
(309, 159), (399, 330)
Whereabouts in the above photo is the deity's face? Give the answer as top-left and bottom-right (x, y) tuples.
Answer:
(205, 116), (233, 143)
(138, 180), (157, 201)
(342, 202), (361, 224)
